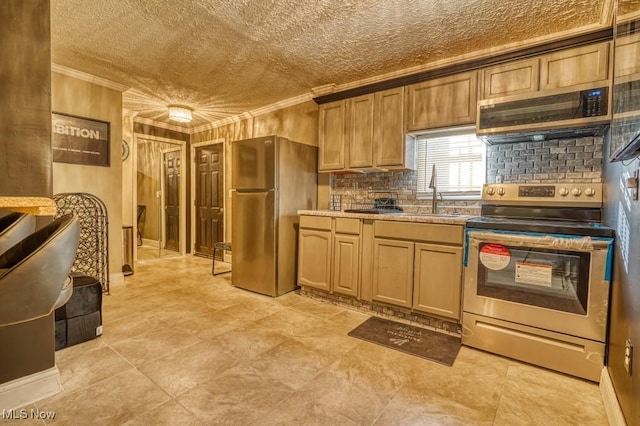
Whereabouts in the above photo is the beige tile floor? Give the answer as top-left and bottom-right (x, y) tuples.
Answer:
(28, 255), (608, 425)
(136, 245), (182, 261)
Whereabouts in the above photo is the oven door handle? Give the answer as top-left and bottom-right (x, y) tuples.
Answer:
(466, 230), (613, 252)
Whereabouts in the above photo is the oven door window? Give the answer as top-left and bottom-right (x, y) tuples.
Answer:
(476, 243), (591, 315)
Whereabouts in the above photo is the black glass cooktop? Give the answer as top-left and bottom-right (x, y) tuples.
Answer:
(466, 216), (615, 238)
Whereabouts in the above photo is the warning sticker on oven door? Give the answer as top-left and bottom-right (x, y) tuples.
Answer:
(515, 262), (553, 287)
(479, 244), (511, 270)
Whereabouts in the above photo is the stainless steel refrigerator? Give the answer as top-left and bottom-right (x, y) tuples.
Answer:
(231, 136), (317, 296)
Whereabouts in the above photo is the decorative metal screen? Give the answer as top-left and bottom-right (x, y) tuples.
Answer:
(53, 193), (110, 293)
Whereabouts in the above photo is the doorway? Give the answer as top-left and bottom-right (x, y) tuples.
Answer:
(134, 135), (187, 260)
(161, 148), (181, 252)
(194, 144), (224, 258)
(191, 139), (226, 260)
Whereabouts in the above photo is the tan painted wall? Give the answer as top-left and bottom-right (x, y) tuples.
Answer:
(252, 101), (319, 146)
(0, 0), (52, 197)
(251, 101), (329, 209)
(51, 72), (123, 278)
(122, 114), (135, 226)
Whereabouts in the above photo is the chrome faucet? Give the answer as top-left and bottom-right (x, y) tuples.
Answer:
(428, 163), (439, 214)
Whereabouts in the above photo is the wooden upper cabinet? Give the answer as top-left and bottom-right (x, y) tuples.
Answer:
(480, 58), (540, 99)
(540, 42), (610, 90)
(615, 33), (640, 78)
(347, 94), (375, 169)
(374, 87), (410, 168)
(318, 100), (346, 171)
(320, 87), (413, 172)
(405, 71), (478, 131)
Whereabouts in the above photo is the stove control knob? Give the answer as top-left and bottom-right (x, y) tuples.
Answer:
(584, 187), (596, 197)
(559, 187), (570, 197)
(497, 187), (506, 196)
(571, 187), (582, 196)
(486, 187), (495, 195)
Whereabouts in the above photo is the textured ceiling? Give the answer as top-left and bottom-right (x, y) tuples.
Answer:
(50, 0), (609, 129)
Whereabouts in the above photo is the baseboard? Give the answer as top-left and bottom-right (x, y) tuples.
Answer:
(110, 272), (124, 285)
(0, 367), (62, 411)
(600, 367), (627, 426)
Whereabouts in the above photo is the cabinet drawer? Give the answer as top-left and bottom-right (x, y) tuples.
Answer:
(335, 217), (360, 234)
(374, 221), (463, 245)
(300, 215), (332, 231)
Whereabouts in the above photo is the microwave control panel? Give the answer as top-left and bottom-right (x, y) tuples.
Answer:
(582, 87), (608, 117)
(483, 183), (603, 206)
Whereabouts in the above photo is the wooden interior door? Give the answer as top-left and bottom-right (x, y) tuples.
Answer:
(194, 144), (224, 258)
(163, 150), (180, 252)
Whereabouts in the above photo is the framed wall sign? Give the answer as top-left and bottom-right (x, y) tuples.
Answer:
(52, 112), (110, 166)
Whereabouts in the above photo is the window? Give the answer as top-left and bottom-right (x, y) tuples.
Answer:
(416, 128), (486, 198)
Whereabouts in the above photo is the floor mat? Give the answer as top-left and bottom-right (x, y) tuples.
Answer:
(348, 316), (461, 366)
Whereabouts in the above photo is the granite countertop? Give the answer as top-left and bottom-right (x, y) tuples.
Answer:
(0, 196), (57, 216)
(298, 209), (475, 225)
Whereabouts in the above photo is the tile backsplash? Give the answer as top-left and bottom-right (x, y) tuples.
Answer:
(329, 136), (604, 214)
(486, 136), (603, 185)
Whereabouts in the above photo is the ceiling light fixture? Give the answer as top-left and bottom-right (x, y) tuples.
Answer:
(168, 105), (192, 123)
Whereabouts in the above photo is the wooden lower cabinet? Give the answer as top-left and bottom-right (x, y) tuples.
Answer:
(298, 216), (464, 321)
(298, 229), (332, 291)
(413, 243), (463, 319)
(333, 234), (360, 297)
(372, 238), (414, 308)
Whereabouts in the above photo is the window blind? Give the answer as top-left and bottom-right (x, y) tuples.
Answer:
(416, 132), (485, 197)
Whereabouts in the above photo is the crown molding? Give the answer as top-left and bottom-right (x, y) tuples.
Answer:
(123, 109), (139, 119)
(134, 116), (192, 134)
(315, 24), (611, 103)
(51, 63), (129, 92)
(600, 0), (615, 26)
(320, 23), (608, 98)
(250, 92), (314, 116)
(191, 112), (253, 134)
(191, 92), (314, 134)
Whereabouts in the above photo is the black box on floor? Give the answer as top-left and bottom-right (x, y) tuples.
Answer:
(55, 274), (103, 351)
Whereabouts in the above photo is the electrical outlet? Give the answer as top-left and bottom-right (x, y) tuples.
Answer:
(624, 338), (633, 375)
(625, 170), (639, 201)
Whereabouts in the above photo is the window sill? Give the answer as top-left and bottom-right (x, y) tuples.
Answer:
(417, 193), (481, 202)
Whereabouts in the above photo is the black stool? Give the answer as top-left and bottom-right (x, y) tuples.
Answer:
(212, 242), (232, 276)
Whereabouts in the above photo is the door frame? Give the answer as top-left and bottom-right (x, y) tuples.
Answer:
(190, 138), (228, 261)
(160, 147), (182, 252)
(133, 133), (187, 260)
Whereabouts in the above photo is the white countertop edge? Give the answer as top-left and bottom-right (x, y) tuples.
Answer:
(298, 210), (475, 225)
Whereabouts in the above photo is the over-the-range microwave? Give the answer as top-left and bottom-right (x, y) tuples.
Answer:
(476, 82), (611, 144)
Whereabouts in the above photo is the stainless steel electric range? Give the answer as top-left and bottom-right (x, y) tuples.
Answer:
(462, 183), (614, 382)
